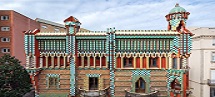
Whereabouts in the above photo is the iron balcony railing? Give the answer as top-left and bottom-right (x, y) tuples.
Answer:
(76, 87), (110, 97)
(125, 89), (159, 97)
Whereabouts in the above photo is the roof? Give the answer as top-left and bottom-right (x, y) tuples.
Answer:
(187, 27), (215, 37)
(35, 32), (67, 36)
(35, 18), (65, 28)
(76, 31), (106, 36)
(169, 3), (186, 14)
(80, 28), (90, 32)
(64, 16), (80, 23)
(115, 30), (179, 35)
(76, 30), (179, 36)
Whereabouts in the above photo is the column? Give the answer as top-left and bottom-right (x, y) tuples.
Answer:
(51, 56), (54, 68)
(33, 56), (36, 68)
(182, 57), (187, 68)
(159, 56), (162, 69)
(45, 56), (48, 68)
(26, 56), (30, 68)
(57, 56), (60, 67)
(134, 56), (136, 69)
(94, 56), (96, 68)
(100, 56), (102, 68)
(121, 56), (124, 68)
(168, 56), (172, 69)
(63, 56), (66, 68)
(106, 56), (108, 68)
(146, 56), (149, 69)
(81, 56), (84, 67)
(40, 57), (43, 68)
(177, 57), (180, 69)
(140, 56), (143, 69)
(87, 56), (90, 68)
(166, 56), (168, 69)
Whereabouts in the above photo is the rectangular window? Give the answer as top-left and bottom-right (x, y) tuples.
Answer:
(1, 16), (9, 20)
(89, 77), (98, 90)
(1, 37), (10, 42)
(210, 88), (215, 97)
(1, 48), (10, 53)
(1, 27), (10, 31)
(48, 77), (59, 89)
(212, 52), (215, 62)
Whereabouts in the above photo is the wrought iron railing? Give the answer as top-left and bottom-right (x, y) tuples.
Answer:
(76, 87), (110, 97)
(125, 89), (159, 97)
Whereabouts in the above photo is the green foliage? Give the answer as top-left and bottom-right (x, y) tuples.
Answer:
(0, 54), (32, 97)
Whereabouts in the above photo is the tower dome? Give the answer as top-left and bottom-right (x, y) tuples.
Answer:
(165, 3), (190, 31)
(169, 3), (186, 14)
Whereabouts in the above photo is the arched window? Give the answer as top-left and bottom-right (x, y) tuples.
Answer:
(84, 56), (88, 66)
(96, 56), (100, 66)
(135, 77), (146, 93)
(149, 57), (158, 67)
(77, 56), (81, 66)
(172, 58), (177, 69)
(171, 79), (181, 90)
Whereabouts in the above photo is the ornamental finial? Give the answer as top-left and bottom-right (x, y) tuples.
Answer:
(175, 3), (179, 7)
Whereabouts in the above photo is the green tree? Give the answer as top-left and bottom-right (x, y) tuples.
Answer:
(0, 54), (32, 97)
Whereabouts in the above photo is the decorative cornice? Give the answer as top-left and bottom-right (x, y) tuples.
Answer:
(192, 35), (215, 40)
(115, 30), (179, 35)
(35, 32), (67, 36)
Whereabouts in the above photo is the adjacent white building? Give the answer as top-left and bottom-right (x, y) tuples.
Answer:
(189, 27), (215, 97)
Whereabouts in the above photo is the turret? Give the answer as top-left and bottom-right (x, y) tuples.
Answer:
(64, 16), (81, 34)
(165, 3), (190, 31)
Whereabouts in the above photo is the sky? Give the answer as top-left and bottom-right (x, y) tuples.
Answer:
(0, 0), (215, 31)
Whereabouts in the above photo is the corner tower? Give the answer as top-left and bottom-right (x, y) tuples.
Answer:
(165, 3), (190, 31)
(64, 16), (81, 96)
(64, 16), (81, 34)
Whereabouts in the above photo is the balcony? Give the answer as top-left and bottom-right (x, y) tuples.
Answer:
(208, 79), (215, 86)
(76, 87), (110, 97)
(125, 89), (159, 97)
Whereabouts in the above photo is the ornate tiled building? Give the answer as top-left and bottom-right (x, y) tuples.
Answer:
(24, 4), (193, 97)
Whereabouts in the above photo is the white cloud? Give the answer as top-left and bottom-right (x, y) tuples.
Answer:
(0, 0), (214, 30)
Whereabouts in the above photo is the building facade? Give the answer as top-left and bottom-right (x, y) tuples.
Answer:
(36, 18), (90, 32)
(35, 18), (67, 32)
(24, 4), (193, 97)
(0, 10), (40, 65)
(189, 27), (215, 97)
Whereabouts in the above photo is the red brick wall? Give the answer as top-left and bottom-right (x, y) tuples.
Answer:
(0, 10), (40, 65)
(0, 10), (12, 57)
(11, 11), (39, 65)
